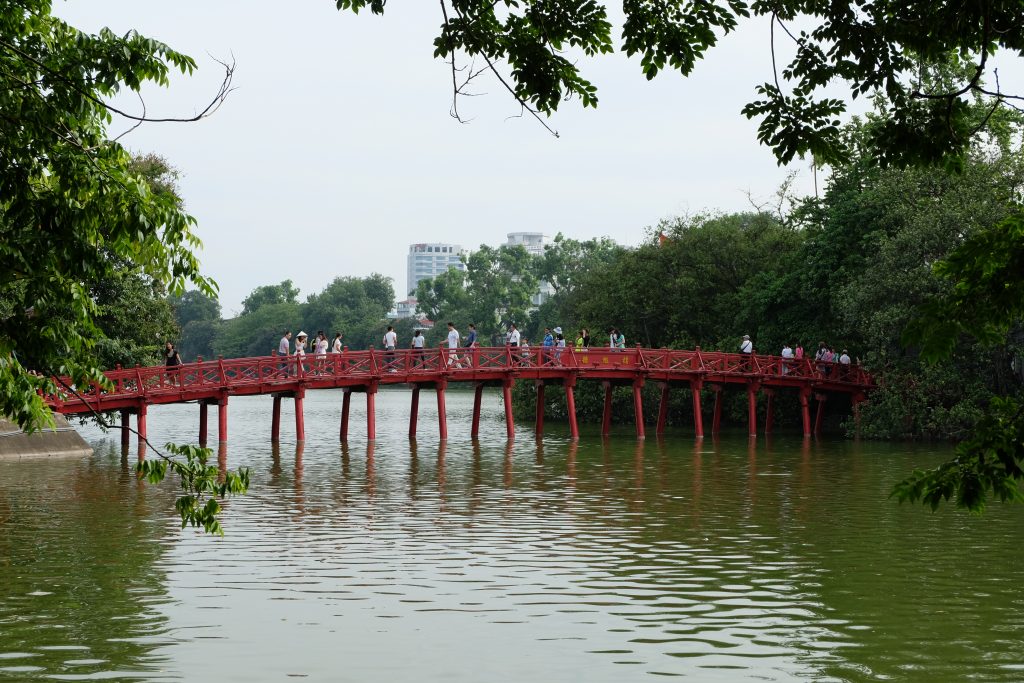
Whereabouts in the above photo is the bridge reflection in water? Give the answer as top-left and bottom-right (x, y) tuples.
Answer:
(48, 346), (871, 450)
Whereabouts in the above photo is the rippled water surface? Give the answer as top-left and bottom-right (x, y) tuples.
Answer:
(2, 388), (1023, 681)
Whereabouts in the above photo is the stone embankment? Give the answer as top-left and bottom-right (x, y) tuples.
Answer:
(0, 415), (92, 459)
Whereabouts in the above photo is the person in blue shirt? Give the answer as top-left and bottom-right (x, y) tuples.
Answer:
(542, 327), (554, 364)
(465, 323), (477, 348)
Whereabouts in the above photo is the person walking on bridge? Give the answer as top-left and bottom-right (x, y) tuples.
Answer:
(164, 341), (181, 386)
(278, 330), (292, 378)
(383, 325), (398, 372)
(332, 332), (343, 353)
(446, 322), (463, 369)
(507, 323), (520, 347)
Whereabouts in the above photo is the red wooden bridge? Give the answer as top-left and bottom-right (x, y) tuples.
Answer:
(48, 346), (872, 448)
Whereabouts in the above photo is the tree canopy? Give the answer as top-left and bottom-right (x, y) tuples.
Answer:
(335, 0), (1024, 166)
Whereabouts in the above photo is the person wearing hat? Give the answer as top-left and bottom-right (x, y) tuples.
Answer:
(739, 334), (753, 372)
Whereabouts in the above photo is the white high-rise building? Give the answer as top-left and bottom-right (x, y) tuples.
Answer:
(406, 243), (466, 296)
(506, 232), (553, 305)
(506, 231), (548, 256)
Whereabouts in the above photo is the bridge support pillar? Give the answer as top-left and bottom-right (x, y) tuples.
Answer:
(747, 382), (760, 437)
(340, 389), (352, 441)
(409, 386), (420, 438)
(121, 409), (131, 448)
(602, 382), (613, 437)
(656, 383), (670, 436)
(366, 382), (378, 441)
(218, 396), (228, 444)
(690, 380), (704, 439)
(765, 389), (775, 435)
(271, 396), (281, 442)
(436, 381), (447, 441)
(137, 404), (147, 448)
(199, 402), (209, 447)
(814, 393), (827, 436)
(799, 387), (812, 437)
(471, 384), (483, 439)
(502, 378), (515, 440)
(565, 378), (579, 441)
(294, 389), (305, 443)
(711, 385), (723, 435)
(633, 379), (646, 440)
(535, 382), (545, 437)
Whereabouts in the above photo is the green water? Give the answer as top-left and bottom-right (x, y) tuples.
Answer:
(1, 388), (1021, 681)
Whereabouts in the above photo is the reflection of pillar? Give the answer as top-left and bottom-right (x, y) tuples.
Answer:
(690, 380), (704, 439)
(409, 386), (420, 438)
(799, 386), (812, 437)
(711, 385), (723, 434)
(852, 392), (865, 437)
(632, 379), (645, 440)
(366, 385), (377, 441)
(436, 381), (448, 440)
(121, 409), (131, 448)
(502, 379), (515, 440)
(602, 382), (613, 437)
(218, 395), (228, 443)
(270, 395), (281, 442)
(471, 384), (483, 438)
(565, 378), (579, 440)
(199, 402), (209, 447)
(294, 390), (305, 442)
(340, 389), (351, 441)
(535, 382), (545, 436)
(656, 383), (670, 435)
(814, 393), (827, 436)
(217, 442), (228, 482)
(765, 389), (775, 435)
(746, 383), (758, 437)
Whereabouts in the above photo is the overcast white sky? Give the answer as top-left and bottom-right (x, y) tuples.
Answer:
(55, 1), (997, 316)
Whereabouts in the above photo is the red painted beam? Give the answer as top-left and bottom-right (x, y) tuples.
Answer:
(218, 396), (228, 444)
(409, 386), (420, 439)
(294, 390), (305, 443)
(271, 395), (281, 442)
(340, 389), (351, 441)
(436, 383), (447, 441)
(691, 380), (704, 439)
(471, 384), (483, 439)
(656, 383), (670, 436)
(565, 382), (579, 441)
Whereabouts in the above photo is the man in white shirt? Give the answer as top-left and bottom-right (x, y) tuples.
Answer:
(507, 324), (520, 347)
(446, 322), (462, 368)
(739, 334), (753, 372)
(277, 330), (292, 377)
(383, 325), (398, 371)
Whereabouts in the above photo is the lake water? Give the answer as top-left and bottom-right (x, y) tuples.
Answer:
(1, 388), (1022, 682)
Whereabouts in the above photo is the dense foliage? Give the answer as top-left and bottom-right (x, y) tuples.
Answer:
(0, 0), (218, 431)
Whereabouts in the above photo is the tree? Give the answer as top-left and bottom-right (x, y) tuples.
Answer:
(335, 0), (1024, 166)
(0, 2), (245, 533)
(302, 274), (395, 349)
(241, 280), (301, 316)
(170, 290), (222, 330)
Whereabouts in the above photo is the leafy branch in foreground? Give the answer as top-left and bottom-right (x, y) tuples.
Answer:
(138, 443), (250, 536)
(895, 212), (1024, 512)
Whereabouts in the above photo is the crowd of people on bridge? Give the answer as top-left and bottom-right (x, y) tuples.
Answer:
(165, 326), (855, 379)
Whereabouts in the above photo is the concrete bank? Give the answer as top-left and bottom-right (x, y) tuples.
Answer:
(0, 415), (93, 459)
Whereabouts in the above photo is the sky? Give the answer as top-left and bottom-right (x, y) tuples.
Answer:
(54, 1), (1014, 316)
